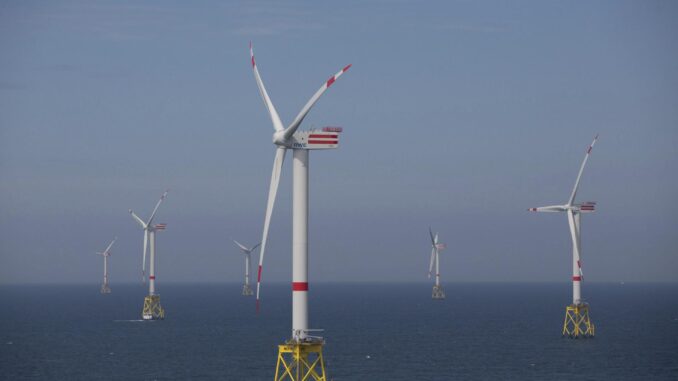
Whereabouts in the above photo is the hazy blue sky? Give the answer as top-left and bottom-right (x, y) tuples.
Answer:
(1, 0), (677, 285)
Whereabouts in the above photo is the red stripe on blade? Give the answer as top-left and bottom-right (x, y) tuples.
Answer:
(292, 282), (308, 291)
(308, 140), (338, 145)
(326, 76), (336, 87)
(343, 64), (352, 72)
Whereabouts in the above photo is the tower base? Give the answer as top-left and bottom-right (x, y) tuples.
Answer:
(432, 285), (445, 300)
(275, 340), (327, 381)
(242, 284), (254, 296)
(100, 283), (111, 294)
(562, 303), (594, 338)
(142, 295), (165, 320)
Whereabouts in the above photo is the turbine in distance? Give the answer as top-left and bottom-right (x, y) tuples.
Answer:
(528, 135), (599, 338)
(129, 190), (169, 320)
(428, 227), (446, 300)
(96, 237), (116, 294)
(233, 239), (260, 296)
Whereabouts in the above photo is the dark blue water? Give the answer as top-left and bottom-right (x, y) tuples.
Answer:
(1, 283), (677, 380)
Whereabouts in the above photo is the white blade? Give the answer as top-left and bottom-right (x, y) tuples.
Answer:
(142, 230), (148, 283)
(130, 210), (147, 229)
(250, 43), (284, 132)
(283, 64), (352, 140)
(256, 147), (287, 308)
(428, 227), (436, 246)
(148, 190), (168, 226)
(567, 210), (583, 279)
(103, 237), (117, 255)
(233, 239), (250, 253)
(527, 205), (568, 212)
(428, 247), (436, 278)
(251, 242), (261, 252)
(568, 135), (598, 206)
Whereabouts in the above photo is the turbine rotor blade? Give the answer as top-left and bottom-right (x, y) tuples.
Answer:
(428, 227), (436, 246)
(428, 247), (436, 278)
(233, 239), (250, 252)
(568, 135), (598, 206)
(251, 242), (261, 252)
(103, 237), (117, 254)
(256, 147), (287, 307)
(147, 190), (169, 226)
(130, 210), (147, 229)
(250, 43), (284, 132)
(283, 64), (352, 140)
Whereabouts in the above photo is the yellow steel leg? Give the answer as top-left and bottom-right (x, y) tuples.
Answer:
(274, 341), (327, 381)
(142, 295), (165, 320)
(562, 304), (594, 338)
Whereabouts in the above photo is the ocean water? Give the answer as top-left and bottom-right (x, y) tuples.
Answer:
(0, 283), (677, 380)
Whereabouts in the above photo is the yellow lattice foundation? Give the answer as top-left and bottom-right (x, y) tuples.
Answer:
(242, 284), (254, 296)
(142, 295), (165, 320)
(274, 341), (327, 381)
(562, 304), (594, 338)
(432, 285), (445, 300)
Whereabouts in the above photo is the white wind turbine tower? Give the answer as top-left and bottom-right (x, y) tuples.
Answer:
(232, 239), (260, 296)
(528, 135), (598, 338)
(96, 237), (116, 294)
(249, 42), (351, 381)
(130, 190), (168, 320)
(428, 228), (446, 300)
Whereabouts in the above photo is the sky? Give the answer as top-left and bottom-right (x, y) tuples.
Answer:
(0, 0), (677, 285)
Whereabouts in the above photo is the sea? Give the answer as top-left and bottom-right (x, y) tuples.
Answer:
(0, 282), (677, 380)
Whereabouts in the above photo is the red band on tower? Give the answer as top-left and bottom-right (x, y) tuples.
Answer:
(149, 276), (155, 280)
(572, 276), (581, 281)
(292, 282), (308, 291)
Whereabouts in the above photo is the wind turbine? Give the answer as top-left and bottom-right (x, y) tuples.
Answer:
(233, 239), (260, 296)
(428, 228), (446, 300)
(96, 237), (116, 294)
(528, 135), (598, 337)
(249, 42), (351, 381)
(130, 190), (168, 320)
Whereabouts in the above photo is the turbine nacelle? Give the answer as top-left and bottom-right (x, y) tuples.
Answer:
(273, 127), (343, 150)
